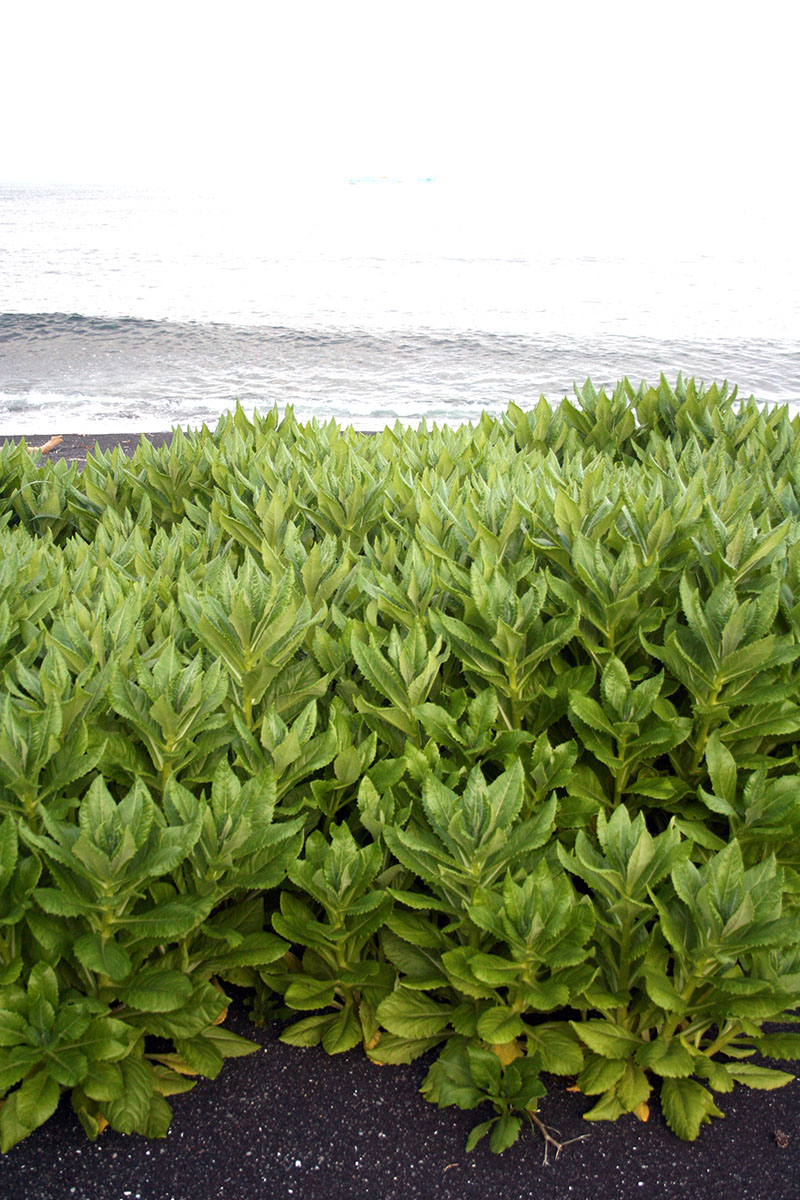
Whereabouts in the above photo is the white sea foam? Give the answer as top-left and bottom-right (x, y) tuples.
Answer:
(1, 183), (798, 432)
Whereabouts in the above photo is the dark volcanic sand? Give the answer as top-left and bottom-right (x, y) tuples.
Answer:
(0, 1001), (798, 1200)
(3, 432), (175, 469)
(1, 430), (799, 1199)
(2, 429), (380, 470)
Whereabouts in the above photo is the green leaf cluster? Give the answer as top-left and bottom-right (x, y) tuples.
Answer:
(2, 377), (800, 1156)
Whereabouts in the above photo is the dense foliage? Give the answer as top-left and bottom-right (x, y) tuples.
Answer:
(1, 376), (799, 1156)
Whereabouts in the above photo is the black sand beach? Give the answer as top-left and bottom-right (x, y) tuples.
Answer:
(0, 997), (798, 1200)
(1, 430), (799, 1200)
(4, 431), (176, 469)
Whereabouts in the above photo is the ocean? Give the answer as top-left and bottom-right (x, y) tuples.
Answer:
(1, 183), (798, 434)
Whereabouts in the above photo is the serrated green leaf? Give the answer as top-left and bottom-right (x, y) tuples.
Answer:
(475, 1007), (526, 1044)
(705, 732), (737, 805)
(526, 1023), (584, 1075)
(0, 1091), (32, 1152)
(693, 1056), (735, 1092)
(727, 1063), (794, 1090)
(367, 1033), (444, 1064)
(101, 1055), (155, 1134)
(465, 1119), (494, 1153)
(660, 1077), (724, 1141)
(81, 1061), (124, 1102)
(615, 1062), (651, 1111)
(74, 934), (132, 983)
(572, 1020), (640, 1060)
(576, 1054), (629, 1094)
(755, 1033), (800, 1060)
(115, 898), (208, 939)
(568, 692), (617, 737)
(279, 1015), (333, 1047)
(173, 1035), (224, 1079)
(636, 1039), (695, 1078)
(581, 1091), (625, 1122)
(284, 977), (337, 1010)
(321, 1005), (363, 1054)
(14, 1069), (61, 1130)
(490, 1114), (523, 1153)
(119, 968), (193, 1012)
(376, 989), (453, 1039)
(141, 1093), (173, 1138)
(601, 656), (630, 718)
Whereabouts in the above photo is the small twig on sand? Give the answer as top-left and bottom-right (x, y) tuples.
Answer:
(529, 1112), (590, 1165)
(31, 435), (63, 455)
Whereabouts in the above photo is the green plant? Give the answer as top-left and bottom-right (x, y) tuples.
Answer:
(1, 378), (800, 1159)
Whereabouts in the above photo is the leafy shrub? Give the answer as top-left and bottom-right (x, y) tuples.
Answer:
(1, 376), (800, 1156)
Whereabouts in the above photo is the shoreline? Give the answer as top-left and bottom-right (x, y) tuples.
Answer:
(1, 431), (175, 470)
(1, 428), (387, 470)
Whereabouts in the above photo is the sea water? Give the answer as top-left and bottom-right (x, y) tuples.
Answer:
(1, 182), (798, 433)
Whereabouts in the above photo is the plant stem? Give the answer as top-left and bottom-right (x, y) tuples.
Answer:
(703, 1021), (741, 1058)
(508, 658), (522, 730)
(527, 1111), (589, 1165)
(689, 682), (721, 777)
(614, 918), (633, 1024)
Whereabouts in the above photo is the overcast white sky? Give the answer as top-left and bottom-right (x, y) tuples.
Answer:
(2, 1), (798, 252)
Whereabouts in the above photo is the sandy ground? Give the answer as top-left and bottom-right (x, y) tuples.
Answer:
(0, 999), (798, 1200)
(2, 431), (175, 469)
